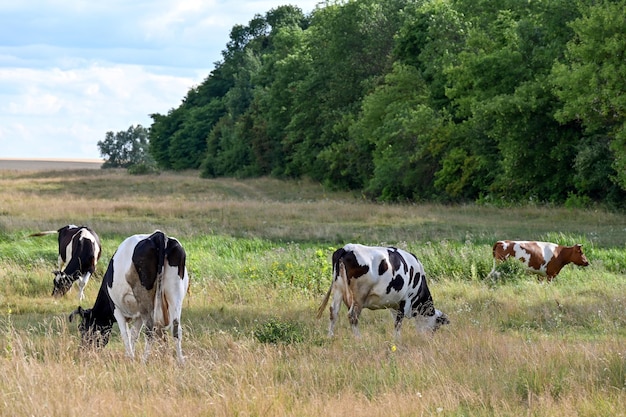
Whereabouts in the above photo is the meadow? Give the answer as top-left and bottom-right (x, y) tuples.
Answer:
(0, 167), (625, 416)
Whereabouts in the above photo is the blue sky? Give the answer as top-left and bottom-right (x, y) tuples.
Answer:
(0, 0), (322, 160)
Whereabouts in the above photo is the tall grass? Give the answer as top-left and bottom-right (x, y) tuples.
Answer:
(0, 169), (625, 416)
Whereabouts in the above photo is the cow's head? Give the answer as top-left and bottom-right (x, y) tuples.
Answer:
(433, 309), (450, 331)
(68, 306), (113, 348)
(415, 306), (450, 333)
(573, 244), (590, 267)
(52, 270), (78, 298)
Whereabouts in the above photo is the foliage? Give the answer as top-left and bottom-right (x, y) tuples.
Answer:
(552, 0), (626, 195)
(98, 125), (153, 169)
(144, 0), (626, 207)
(253, 318), (305, 344)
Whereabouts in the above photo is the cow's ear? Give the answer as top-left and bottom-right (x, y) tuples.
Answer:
(68, 306), (84, 323)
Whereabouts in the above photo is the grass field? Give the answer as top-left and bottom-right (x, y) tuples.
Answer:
(0, 167), (625, 416)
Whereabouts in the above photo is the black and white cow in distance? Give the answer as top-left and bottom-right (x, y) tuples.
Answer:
(317, 244), (449, 338)
(69, 231), (189, 364)
(29, 224), (101, 300)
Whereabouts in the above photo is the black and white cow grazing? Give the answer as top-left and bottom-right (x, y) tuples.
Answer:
(317, 244), (449, 338)
(30, 224), (101, 300)
(69, 231), (189, 364)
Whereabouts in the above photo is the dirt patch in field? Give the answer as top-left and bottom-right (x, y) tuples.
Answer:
(0, 158), (103, 171)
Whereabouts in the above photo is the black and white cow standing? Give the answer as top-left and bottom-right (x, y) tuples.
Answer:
(30, 224), (101, 300)
(69, 231), (189, 364)
(317, 244), (449, 337)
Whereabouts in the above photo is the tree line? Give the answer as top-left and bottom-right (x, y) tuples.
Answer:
(143, 0), (626, 206)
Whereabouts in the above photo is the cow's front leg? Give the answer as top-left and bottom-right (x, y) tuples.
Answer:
(77, 272), (92, 301)
(393, 309), (404, 338)
(348, 303), (361, 338)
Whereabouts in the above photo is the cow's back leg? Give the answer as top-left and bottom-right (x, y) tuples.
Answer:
(114, 311), (137, 359)
(348, 303), (362, 338)
(172, 318), (184, 364)
(328, 287), (343, 337)
(129, 319), (143, 350)
(142, 316), (156, 363)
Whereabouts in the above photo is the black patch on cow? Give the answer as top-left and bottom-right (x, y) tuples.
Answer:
(57, 225), (78, 264)
(413, 271), (421, 288)
(378, 259), (389, 276)
(165, 238), (187, 279)
(411, 275), (435, 316)
(71, 258), (116, 348)
(132, 231), (167, 291)
(386, 274), (405, 294)
(397, 300), (406, 317)
(66, 233), (94, 275)
(337, 250), (369, 281)
(407, 266), (415, 287)
(394, 300), (406, 328)
(331, 248), (346, 282)
(388, 248), (409, 274)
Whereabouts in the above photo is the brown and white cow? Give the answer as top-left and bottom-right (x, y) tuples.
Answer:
(487, 240), (589, 281)
(317, 244), (449, 338)
(69, 231), (189, 364)
(30, 225), (101, 300)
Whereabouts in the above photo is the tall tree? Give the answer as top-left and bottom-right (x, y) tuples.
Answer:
(552, 0), (626, 194)
(98, 125), (151, 168)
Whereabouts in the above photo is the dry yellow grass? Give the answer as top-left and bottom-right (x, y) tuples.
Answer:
(1, 166), (625, 416)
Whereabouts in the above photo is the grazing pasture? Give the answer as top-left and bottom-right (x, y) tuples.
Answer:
(0, 166), (625, 416)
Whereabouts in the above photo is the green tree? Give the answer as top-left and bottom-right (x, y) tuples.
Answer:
(200, 6), (309, 178)
(149, 65), (230, 170)
(98, 125), (153, 169)
(351, 63), (443, 200)
(552, 0), (626, 193)
(284, 0), (406, 187)
(442, 0), (581, 202)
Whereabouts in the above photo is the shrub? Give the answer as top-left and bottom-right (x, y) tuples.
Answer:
(253, 318), (304, 344)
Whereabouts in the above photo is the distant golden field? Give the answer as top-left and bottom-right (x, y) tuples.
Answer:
(0, 165), (624, 416)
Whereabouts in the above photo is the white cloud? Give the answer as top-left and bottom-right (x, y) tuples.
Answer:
(0, 0), (322, 159)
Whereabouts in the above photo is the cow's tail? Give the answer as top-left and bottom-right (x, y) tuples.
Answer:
(487, 241), (501, 279)
(28, 230), (58, 237)
(316, 284), (332, 319)
(338, 262), (353, 309)
(153, 235), (170, 329)
(316, 260), (351, 319)
(153, 271), (170, 328)
(316, 258), (341, 319)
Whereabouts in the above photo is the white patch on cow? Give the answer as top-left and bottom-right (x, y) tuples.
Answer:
(513, 241), (558, 275)
(512, 242), (533, 266)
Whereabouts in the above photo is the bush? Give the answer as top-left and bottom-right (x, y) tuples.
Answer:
(127, 162), (160, 175)
(253, 318), (304, 344)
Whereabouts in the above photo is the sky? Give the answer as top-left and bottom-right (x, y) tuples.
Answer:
(0, 0), (323, 160)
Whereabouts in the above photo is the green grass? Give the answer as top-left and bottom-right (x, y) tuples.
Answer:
(0, 169), (625, 416)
